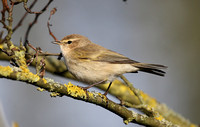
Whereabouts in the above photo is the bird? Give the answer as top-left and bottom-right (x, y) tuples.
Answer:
(53, 34), (167, 95)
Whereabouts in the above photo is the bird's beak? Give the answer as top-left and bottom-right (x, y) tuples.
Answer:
(52, 40), (62, 45)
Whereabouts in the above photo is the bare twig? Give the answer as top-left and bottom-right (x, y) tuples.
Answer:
(0, 0), (9, 36)
(24, 0), (53, 45)
(0, 31), (3, 42)
(0, 48), (13, 56)
(0, 1), (14, 48)
(26, 52), (61, 56)
(2, 0), (9, 14)
(13, 0), (38, 32)
(26, 40), (62, 65)
(47, 7), (58, 41)
(26, 56), (35, 66)
(26, 40), (61, 56)
(26, 40), (40, 52)
(47, 8), (63, 60)
(23, 1), (42, 14)
(26, 40), (60, 77)
(120, 75), (144, 104)
(26, 40), (42, 73)
(39, 57), (46, 78)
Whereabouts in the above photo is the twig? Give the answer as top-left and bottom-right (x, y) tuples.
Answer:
(0, 31), (3, 42)
(23, 1), (42, 14)
(118, 97), (159, 117)
(13, 0), (38, 32)
(26, 40), (40, 52)
(26, 40), (42, 73)
(26, 40), (59, 77)
(24, 0), (53, 45)
(0, 48), (13, 56)
(120, 75), (144, 104)
(0, 0), (9, 34)
(26, 52), (61, 56)
(2, 0), (9, 14)
(39, 57), (46, 78)
(0, 1), (14, 48)
(47, 8), (63, 60)
(26, 40), (60, 56)
(47, 7), (58, 41)
(119, 75), (163, 118)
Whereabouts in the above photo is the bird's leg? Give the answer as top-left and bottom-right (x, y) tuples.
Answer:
(103, 82), (112, 96)
(81, 81), (112, 96)
(81, 80), (105, 90)
(79, 80), (105, 101)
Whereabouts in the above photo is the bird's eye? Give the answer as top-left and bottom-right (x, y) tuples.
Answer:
(67, 41), (72, 44)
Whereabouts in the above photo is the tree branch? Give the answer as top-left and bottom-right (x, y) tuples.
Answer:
(0, 50), (196, 127)
(0, 65), (178, 127)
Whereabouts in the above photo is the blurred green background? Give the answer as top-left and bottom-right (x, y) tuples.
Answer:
(0, 0), (200, 127)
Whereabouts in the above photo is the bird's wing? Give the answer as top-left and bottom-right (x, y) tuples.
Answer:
(73, 43), (139, 64)
(73, 43), (167, 76)
(94, 50), (139, 64)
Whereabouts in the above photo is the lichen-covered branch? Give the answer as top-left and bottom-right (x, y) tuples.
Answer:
(0, 65), (178, 127)
(0, 50), (197, 127)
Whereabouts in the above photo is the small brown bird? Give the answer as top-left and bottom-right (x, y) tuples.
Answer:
(53, 34), (167, 95)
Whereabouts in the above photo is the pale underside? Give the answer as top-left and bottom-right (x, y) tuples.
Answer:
(65, 58), (139, 84)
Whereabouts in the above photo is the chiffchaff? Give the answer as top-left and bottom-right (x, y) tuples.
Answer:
(53, 34), (167, 95)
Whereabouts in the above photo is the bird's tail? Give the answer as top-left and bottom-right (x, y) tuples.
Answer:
(133, 63), (167, 76)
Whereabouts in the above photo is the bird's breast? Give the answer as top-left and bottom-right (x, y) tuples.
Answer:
(64, 57), (138, 84)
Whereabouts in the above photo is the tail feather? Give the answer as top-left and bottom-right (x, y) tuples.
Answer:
(133, 63), (167, 76)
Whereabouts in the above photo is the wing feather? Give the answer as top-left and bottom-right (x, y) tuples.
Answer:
(73, 43), (138, 64)
(72, 43), (167, 76)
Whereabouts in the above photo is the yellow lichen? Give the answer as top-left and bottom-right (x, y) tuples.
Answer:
(0, 43), (3, 49)
(123, 117), (134, 125)
(50, 92), (60, 97)
(10, 44), (15, 49)
(123, 119), (129, 125)
(0, 66), (40, 83)
(66, 82), (87, 99)
(111, 80), (135, 97)
(140, 91), (157, 107)
(0, 66), (13, 77)
(190, 124), (197, 127)
(18, 59), (27, 67)
(98, 92), (107, 101)
(16, 67), (40, 83)
(42, 78), (47, 84)
(20, 66), (29, 73)
(37, 87), (45, 92)
(64, 84), (68, 87)
(155, 115), (164, 121)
